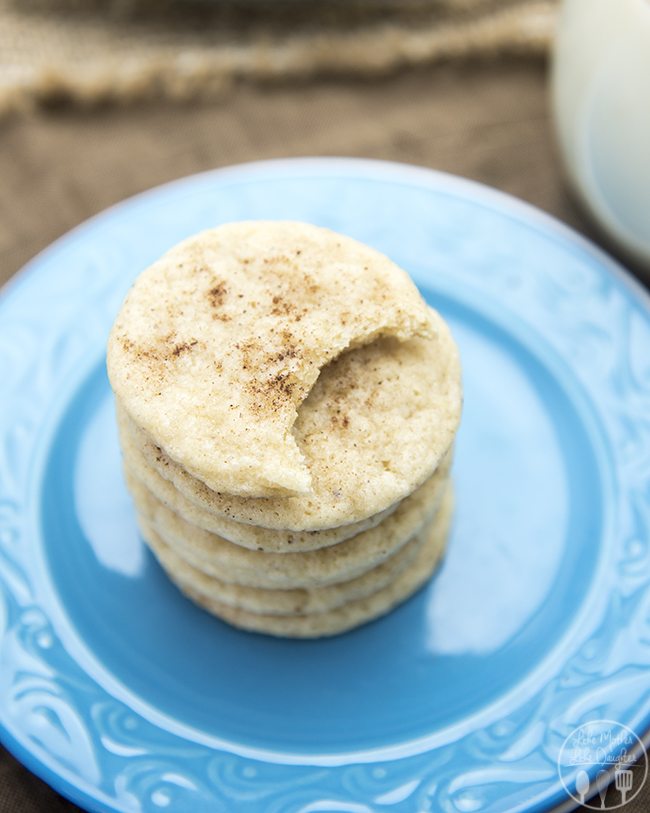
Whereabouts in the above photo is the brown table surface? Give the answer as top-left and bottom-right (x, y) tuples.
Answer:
(0, 61), (648, 812)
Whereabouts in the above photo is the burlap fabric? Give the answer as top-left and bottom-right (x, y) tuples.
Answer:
(1, 0), (557, 115)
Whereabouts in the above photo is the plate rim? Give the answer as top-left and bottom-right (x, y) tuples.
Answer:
(2, 157), (649, 315)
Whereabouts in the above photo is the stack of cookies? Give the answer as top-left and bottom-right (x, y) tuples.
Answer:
(107, 222), (462, 637)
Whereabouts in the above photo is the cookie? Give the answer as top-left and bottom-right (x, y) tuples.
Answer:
(140, 514), (432, 616)
(107, 221), (433, 497)
(116, 307), (461, 530)
(122, 437), (451, 554)
(125, 467), (450, 586)
(161, 488), (453, 638)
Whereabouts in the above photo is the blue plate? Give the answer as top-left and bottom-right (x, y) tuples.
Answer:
(1, 158), (649, 813)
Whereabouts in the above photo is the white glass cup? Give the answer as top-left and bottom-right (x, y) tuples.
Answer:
(551, 0), (650, 269)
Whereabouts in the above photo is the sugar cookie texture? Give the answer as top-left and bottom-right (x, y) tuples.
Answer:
(107, 221), (462, 637)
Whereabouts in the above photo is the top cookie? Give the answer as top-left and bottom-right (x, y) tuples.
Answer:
(116, 307), (461, 531)
(107, 221), (433, 497)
